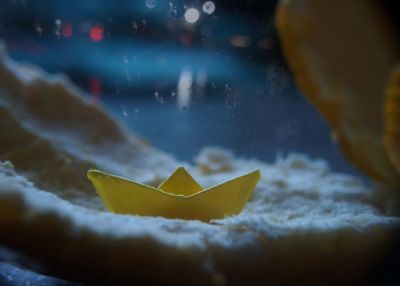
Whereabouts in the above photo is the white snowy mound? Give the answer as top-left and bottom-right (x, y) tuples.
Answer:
(0, 44), (398, 285)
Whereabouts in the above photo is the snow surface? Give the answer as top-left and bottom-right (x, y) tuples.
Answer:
(0, 42), (398, 284)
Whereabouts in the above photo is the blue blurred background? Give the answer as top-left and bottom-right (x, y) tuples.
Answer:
(0, 0), (359, 175)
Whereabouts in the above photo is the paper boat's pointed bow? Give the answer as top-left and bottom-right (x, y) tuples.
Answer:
(87, 167), (260, 221)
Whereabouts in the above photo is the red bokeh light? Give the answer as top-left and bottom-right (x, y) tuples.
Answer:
(180, 33), (193, 45)
(89, 25), (104, 42)
(61, 22), (73, 38)
(89, 77), (102, 100)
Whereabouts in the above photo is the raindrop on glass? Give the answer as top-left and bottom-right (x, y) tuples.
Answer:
(145, 0), (157, 9)
(35, 24), (43, 37)
(168, 2), (179, 19)
(55, 19), (62, 36)
(122, 105), (129, 118)
(154, 91), (164, 104)
(132, 21), (138, 33)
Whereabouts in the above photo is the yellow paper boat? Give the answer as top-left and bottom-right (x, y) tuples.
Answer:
(87, 167), (260, 221)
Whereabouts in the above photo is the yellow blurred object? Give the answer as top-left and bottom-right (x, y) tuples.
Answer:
(276, 0), (400, 186)
(384, 66), (400, 173)
(87, 167), (260, 221)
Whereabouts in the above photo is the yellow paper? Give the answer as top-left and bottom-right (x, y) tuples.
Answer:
(87, 167), (260, 221)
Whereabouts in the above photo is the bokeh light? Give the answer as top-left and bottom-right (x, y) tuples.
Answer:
(202, 1), (216, 15)
(184, 8), (200, 24)
(61, 22), (73, 38)
(89, 24), (104, 42)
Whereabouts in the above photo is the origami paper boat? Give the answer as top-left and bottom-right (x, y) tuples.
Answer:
(87, 167), (260, 221)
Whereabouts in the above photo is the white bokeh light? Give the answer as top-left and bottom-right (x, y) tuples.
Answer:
(177, 69), (193, 110)
(202, 1), (216, 15)
(184, 8), (200, 24)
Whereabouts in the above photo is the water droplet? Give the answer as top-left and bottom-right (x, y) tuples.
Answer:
(168, 2), (178, 19)
(145, 0), (157, 9)
(154, 91), (164, 104)
(132, 20), (138, 33)
(55, 19), (62, 36)
(35, 24), (43, 37)
(122, 105), (129, 117)
(225, 101), (233, 110)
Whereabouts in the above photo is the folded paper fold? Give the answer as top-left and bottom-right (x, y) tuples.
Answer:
(87, 167), (260, 221)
